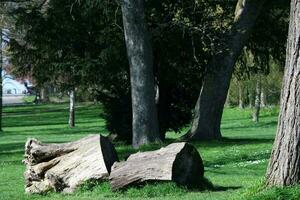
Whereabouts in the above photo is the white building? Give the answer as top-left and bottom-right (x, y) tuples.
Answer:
(3, 71), (27, 95)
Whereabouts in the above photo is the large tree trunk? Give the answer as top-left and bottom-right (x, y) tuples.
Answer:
(24, 135), (119, 194)
(121, 0), (160, 148)
(0, 29), (2, 131)
(69, 90), (75, 128)
(183, 0), (266, 140)
(238, 81), (245, 109)
(266, 0), (300, 186)
(109, 142), (204, 190)
(252, 76), (261, 123)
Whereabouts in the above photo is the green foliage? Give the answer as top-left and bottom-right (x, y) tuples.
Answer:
(7, 0), (288, 141)
(8, 0), (239, 141)
(234, 3), (289, 79)
(229, 60), (283, 107)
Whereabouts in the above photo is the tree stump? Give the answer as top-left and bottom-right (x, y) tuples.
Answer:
(109, 142), (204, 190)
(23, 134), (119, 194)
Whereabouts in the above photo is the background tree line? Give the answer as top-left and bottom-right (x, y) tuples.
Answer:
(0, 0), (289, 146)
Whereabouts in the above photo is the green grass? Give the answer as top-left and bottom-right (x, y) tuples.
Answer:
(0, 103), (296, 199)
(22, 96), (36, 103)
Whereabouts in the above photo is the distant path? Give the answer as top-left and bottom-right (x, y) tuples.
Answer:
(3, 95), (25, 105)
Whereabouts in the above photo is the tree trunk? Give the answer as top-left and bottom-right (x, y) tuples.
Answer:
(183, 0), (266, 140)
(121, 0), (160, 148)
(40, 86), (49, 103)
(266, 0), (300, 186)
(225, 86), (232, 107)
(23, 135), (119, 194)
(69, 90), (75, 128)
(0, 29), (3, 131)
(252, 76), (261, 123)
(260, 87), (267, 107)
(238, 81), (245, 109)
(109, 142), (204, 190)
(248, 87), (253, 108)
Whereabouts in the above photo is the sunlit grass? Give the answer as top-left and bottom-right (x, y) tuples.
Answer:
(0, 103), (293, 200)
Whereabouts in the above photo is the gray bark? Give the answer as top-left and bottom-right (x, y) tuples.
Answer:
(266, 0), (300, 186)
(69, 90), (75, 128)
(109, 142), (204, 190)
(248, 88), (253, 108)
(260, 87), (267, 107)
(184, 0), (266, 140)
(40, 86), (49, 103)
(252, 76), (261, 123)
(0, 29), (2, 131)
(121, 0), (160, 148)
(23, 135), (119, 194)
(238, 81), (245, 109)
(225, 87), (232, 107)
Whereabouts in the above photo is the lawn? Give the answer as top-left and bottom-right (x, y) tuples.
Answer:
(0, 103), (296, 200)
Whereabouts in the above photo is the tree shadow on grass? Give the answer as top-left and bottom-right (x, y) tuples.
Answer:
(222, 121), (278, 130)
(212, 185), (242, 191)
(190, 137), (274, 150)
(5, 126), (107, 137)
(3, 118), (105, 128)
(105, 177), (241, 197)
(0, 142), (25, 154)
(221, 137), (274, 144)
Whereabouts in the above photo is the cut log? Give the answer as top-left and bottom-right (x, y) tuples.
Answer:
(23, 134), (119, 194)
(109, 142), (204, 190)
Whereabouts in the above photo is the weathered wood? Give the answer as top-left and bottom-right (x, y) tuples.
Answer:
(109, 142), (204, 190)
(24, 134), (119, 194)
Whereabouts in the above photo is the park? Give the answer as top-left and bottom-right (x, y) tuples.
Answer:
(0, 0), (300, 199)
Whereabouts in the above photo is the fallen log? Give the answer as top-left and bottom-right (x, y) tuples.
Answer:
(23, 134), (118, 194)
(109, 142), (204, 190)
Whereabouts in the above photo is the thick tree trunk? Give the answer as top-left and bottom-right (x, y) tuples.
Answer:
(184, 0), (266, 140)
(23, 135), (119, 194)
(252, 76), (261, 123)
(266, 0), (300, 186)
(69, 90), (75, 128)
(121, 0), (160, 148)
(109, 142), (204, 190)
(0, 29), (2, 131)
(238, 81), (244, 109)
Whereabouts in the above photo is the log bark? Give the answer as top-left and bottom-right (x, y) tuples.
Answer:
(109, 142), (204, 190)
(121, 0), (161, 148)
(266, 0), (300, 186)
(183, 0), (266, 141)
(23, 134), (119, 194)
